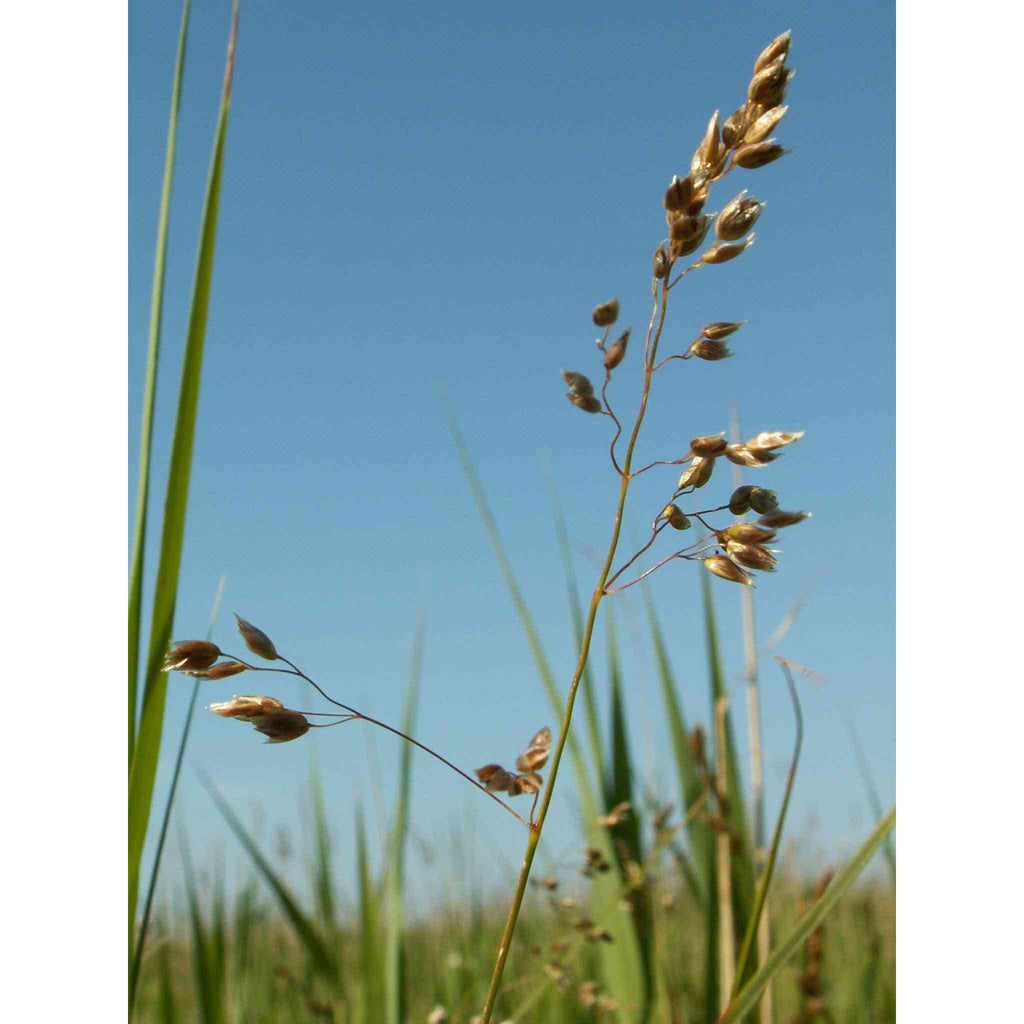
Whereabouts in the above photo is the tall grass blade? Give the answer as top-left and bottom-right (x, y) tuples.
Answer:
(202, 773), (337, 979)
(129, 0), (241, 961)
(717, 805), (896, 1024)
(130, 0), (190, 768)
(356, 802), (386, 1021)
(384, 607), (426, 1024)
(181, 836), (223, 1024)
(640, 583), (719, 1020)
(131, 576), (225, 1016)
(732, 660), (803, 997)
(547, 469), (604, 782)
(848, 718), (896, 884)
(702, 574), (756, 936)
(605, 609), (653, 1019)
(310, 760), (337, 932)
(446, 411), (645, 1020)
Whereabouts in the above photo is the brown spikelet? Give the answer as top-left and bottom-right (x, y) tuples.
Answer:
(234, 614), (278, 661)
(163, 640), (222, 673)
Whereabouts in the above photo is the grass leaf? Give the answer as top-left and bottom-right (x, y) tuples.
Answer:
(202, 773), (337, 979)
(129, 0), (240, 962)
(717, 806), (896, 1024)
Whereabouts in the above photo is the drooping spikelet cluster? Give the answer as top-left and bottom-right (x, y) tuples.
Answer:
(475, 726), (551, 799)
(162, 614), (326, 744)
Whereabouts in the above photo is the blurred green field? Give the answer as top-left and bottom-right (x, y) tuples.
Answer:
(134, 815), (894, 1023)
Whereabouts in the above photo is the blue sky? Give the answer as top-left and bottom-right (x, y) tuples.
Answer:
(129, 0), (894, 910)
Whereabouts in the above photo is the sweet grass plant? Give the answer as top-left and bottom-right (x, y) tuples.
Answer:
(130, 8), (895, 1021)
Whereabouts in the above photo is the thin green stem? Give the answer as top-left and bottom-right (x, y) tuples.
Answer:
(480, 276), (672, 1021)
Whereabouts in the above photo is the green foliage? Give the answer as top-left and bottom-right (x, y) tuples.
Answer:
(129, 0), (239, 977)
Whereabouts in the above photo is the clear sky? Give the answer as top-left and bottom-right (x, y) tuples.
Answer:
(129, 0), (894, 910)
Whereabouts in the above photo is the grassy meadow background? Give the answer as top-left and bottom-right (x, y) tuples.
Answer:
(129, 1), (895, 1020)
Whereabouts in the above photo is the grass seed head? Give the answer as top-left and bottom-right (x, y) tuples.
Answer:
(716, 192), (765, 241)
(758, 509), (811, 528)
(163, 640), (222, 673)
(744, 104), (788, 144)
(475, 764), (515, 793)
(602, 328), (630, 370)
(702, 234), (755, 265)
(591, 298), (620, 327)
(670, 214), (711, 258)
(208, 694), (285, 718)
(653, 244), (672, 278)
(729, 484), (755, 514)
(726, 541), (778, 572)
(561, 369), (594, 396)
(733, 140), (788, 169)
(723, 522), (776, 544)
(690, 433), (728, 457)
(689, 338), (733, 361)
(754, 30), (792, 73)
(189, 659), (248, 680)
(661, 504), (691, 530)
(663, 175), (694, 212)
(701, 321), (745, 339)
(234, 613), (278, 661)
(677, 455), (715, 490)
(568, 392), (603, 413)
(725, 443), (779, 467)
(251, 709), (311, 743)
(749, 486), (780, 514)
(704, 554), (755, 586)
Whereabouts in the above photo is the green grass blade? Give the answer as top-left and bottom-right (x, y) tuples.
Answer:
(702, 574), (755, 936)
(310, 760), (337, 932)
(384, 607), (425, 1024)
(202, 774), (337, 979)
(732, 660), (803, 996)
(130, 0), (190, 769)
(641, 584), (713, 900)
(641, 583), (718, 1019)
(158, 940), (177, 1024)
(848, 718), (896, 884)
(717, 805), (896, 1024)
(445, 407), (595, 806)
(181, 836), (222, 1024)
(129, 0), (240, 961)
(356, 802), (386, 1020)
(131, 577), (224, 1016)
(547, 469), (604, 783)
(605, 608), (653, 1019)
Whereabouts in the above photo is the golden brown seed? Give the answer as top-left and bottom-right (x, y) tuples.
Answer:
(690, 434), (728, 457)
(702, 235), (755, 265)
(754, 30), (792, 73)
(669, 214), (703, 242)
(661, 504), (691, 530)
(748, 59), (791, 107)
(701, 110), (722, 166)
(234, 614), (278, 661)
(510, 772), (543, 796)
(705, 554), (755, 586)
(163, 640), (222, 673)
(733, 141), (788, 169)
(689, 339), (733, 361)
(189, 660), (248, 680)
(716, 193), (765, 241)
(758, 509), (810, 528)
(744, 105), (788, 144)
(722, 107), (748, 148)
(568, 392), (603, 414)
(603, 328), (630, 370)
(672, 215), (712, 258)
(724, 523), (776, 544)
(746, 429), (804, 450)
(663, 175), (694, 212)
(251, 709), (311, 744)
(749, 487), (779, 514)
(725, 444), (778, 467)
(653, 245), (671, 279)
(592, 299), (620, 327)
(677, 456), (714, 490)
(726, 542), (778, 572)
(209, 695), (285, 718)
(702, 321), (745, 339)
(561, 369), (593, 396)
(728, 484), (755, 515)
(475, 764), (515, 793)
